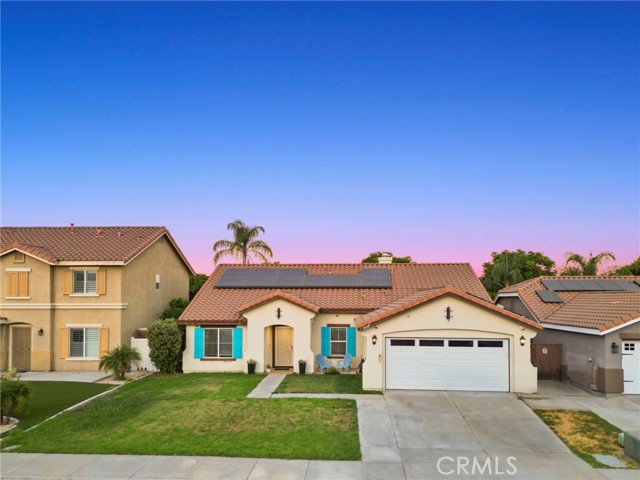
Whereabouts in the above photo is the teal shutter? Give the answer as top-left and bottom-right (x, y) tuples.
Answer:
(233, 328), (243, 359)
(321, 327), (331, 356)
(194, 327), (204, 359)
(347, 327), (356, 356)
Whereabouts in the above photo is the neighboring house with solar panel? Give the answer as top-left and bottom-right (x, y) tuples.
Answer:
(495, 276), (640, 394)
(0, 226), (194, 372)
(180, 260), (542, 393)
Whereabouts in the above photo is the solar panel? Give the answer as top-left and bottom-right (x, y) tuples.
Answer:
(536, 290), (564, 303)
(215, 268), (392, 289)
(540, 279), (639, 292)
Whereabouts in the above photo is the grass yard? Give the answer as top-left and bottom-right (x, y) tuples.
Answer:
(2, 373), (360, 460)
(535, 409), (638, 469)
(6, 381), (114, 430)
(275, 373), (381, 394)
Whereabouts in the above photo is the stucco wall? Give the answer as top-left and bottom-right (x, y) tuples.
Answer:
(359, 295), (539, 393)
(495, 296), (536, 321)
(311, 313), (365, 370)
(121, 236), (190, 345)
(182, 325), (247, 372)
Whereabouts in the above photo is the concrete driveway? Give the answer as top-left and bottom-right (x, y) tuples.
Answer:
(385, 390), (606, 479)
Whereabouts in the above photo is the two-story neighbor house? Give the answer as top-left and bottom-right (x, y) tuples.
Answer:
(180, 262), (541, 393)
(0, 226), (194, 372)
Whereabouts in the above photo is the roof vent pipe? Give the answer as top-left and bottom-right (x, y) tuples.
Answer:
(378, 253), (393, 264)
(70, 223), (75, 233)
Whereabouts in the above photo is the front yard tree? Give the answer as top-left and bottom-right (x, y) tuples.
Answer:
(615, 256), (640, 276)
(213, 219), (273, 264)
(189, 274), (208, 300)
(361, 251), (413, 263)
(0, 380), (31, 425)
(99, 345), (142, 380)
(481, 250), (556, 297)
(561, 251), (616, 276)
(148, 318), (183, 374)
(161, 297), (189, 319)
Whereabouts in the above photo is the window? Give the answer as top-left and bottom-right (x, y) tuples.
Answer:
(420, 339), (444, 347)
(73, 270), (97, 294)
(14, 252), (25, 263)
(204, 328), (233, 358)
(624, 343), (636, 352)
(390, 339), (415, 347)
(69, 328), (99, 358)
(8, 271), (29, 297)
(330, 327), (347, 355)
(478, 341), (503, 348)
(449, 340), (474, 347)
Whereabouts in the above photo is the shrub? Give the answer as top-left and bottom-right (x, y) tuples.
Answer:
(148, 318), (183, 374)
(325, 367), (340, 375)
(0, 380), (31, 425)
(99, 345), (142, 380)
(161, 298), (189, 320)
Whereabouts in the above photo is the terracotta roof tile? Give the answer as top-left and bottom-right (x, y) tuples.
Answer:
(498, 276), (640, 331)
(180, 263), (491, 324)
(239, 290), (320, 313)
(0, 226), (194, 272)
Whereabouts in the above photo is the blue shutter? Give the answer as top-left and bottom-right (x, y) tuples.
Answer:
(194, 327), (204, 359)
(233, 328), (243, 359)
(347, 327), (356, 356)
(321, 327), (331, 356)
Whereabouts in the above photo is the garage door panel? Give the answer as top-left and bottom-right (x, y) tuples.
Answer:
(386, 338), (509, 392)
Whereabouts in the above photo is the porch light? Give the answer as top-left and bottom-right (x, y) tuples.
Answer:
(372, 335), (378, 345)
(519, 335), (526, 347)
(38, 328), (44, 336)
(611, 342), (619, 354)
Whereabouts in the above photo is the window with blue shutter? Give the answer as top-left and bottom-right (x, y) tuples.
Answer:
(233, 328), (243, 359)
(321, 327), (331, 356)
(347, 327), (356, 356)
(194, 327), (204, 359)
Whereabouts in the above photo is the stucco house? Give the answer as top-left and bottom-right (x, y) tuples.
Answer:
(495, 276), (640, 394)
(0, 226), (194, 372)
(180, 261), (541, 393)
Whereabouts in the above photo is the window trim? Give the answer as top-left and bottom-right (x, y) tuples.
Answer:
(329, 326), (347, 357)
(68, 327), (100, 359)
(72, 269), (98, 295)
(203, 327), (234, 359)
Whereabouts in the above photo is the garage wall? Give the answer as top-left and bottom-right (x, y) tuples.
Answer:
(360, 295), (539, 393)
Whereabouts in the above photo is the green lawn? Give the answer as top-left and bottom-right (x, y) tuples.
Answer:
(2, 373), (360, 460)
(275, 373), (381, 394)
(7, 381), (114, 430)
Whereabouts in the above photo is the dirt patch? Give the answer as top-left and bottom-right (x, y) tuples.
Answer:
(98, 371), (152, 385)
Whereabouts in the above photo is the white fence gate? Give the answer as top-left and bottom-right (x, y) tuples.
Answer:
(131, 337), (157, 371)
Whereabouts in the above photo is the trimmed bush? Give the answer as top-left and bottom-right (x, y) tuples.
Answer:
(148, 318), (182, 374)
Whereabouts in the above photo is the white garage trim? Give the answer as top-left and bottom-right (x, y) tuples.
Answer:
(385, 337), (510, 392)
(622, 341), (639, 395)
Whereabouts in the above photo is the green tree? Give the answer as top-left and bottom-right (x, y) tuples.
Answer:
(99, 345), (142, 380)
(614, 257), (640, 276)
(148, 318), (183, 374)
(213, 219), (273, 264)
(0, 380), (31, 425)
(561, 251), (616, 276)
(361, 251), (413, 263)
(189, 274), (208, 300)
(161, 297), (189, 319)
(481, 250), (556, 297)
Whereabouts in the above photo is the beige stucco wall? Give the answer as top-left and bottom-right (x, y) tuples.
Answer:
(121, 236), (190, 345)
(311, 313), (365, 370)
(359, 295), (539, 393)
(182, 325), (247, 372)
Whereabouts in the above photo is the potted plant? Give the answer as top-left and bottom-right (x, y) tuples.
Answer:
(247, 359), (257, 374)
(298, 359), (307, 375)
(265, 363), (271, 374)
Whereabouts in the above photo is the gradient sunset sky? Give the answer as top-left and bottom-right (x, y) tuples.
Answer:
(2, 2), (638, 275)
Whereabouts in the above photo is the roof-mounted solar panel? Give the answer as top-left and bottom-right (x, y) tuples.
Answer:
(541, 279), (639, 292)
(536, 290), (564, 303)
(215, 268), (392, 289)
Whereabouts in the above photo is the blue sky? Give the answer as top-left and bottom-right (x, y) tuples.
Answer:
(2, 2), (638, 274)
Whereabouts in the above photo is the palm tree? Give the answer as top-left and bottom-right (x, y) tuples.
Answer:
(1, 380), (31, 425)
(482, 252), (525, 293)
(99, 345), (142, 380)
(213, 219), (273, 264)
(562, 251), (616, 276)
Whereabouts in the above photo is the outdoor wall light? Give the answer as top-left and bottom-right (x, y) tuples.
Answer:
(372, 335), (378, 345)
(611, 342), (619, 354)
(519, 335), (526, 346)
(38, 328), (44, 336)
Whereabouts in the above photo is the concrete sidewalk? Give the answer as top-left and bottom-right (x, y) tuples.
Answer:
(18, 371), (110, 383)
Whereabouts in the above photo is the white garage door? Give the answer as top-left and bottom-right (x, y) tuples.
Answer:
(622, 342), (640, 395)
(385, 338), (509, 392)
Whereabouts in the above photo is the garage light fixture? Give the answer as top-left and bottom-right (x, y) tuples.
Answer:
(372, 335), (378, 345)
(611, 342), (619, 354)
(519, 335), (526, 347)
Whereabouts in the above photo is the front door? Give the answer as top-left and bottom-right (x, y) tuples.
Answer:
(622, 342), (640, 394)
(12, 327), (31, 371)
(274, 326), (293, 368)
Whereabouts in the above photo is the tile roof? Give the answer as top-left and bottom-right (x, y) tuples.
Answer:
(355, 288), (541, 329)
(180, 263), (491, 324)
(497, 276), (640, 332)
(239, 291), (320, 314)
(0, 226), (194, 272)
